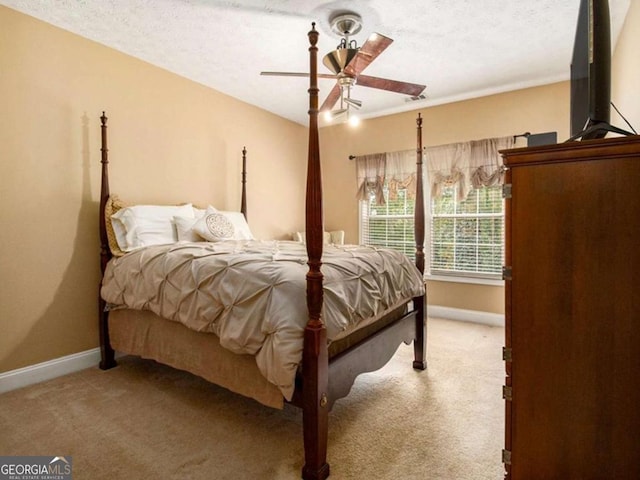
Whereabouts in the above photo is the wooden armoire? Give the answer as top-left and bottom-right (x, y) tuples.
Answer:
(501, 135), (640, 479)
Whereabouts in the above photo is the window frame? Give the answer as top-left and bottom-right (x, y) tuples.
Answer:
(428, 184), (505, 281)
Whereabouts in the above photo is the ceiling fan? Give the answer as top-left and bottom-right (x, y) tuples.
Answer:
(260, 13), (426, 121)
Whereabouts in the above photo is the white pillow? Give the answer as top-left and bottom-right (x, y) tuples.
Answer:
(192, 206), (207, 218)
(111, 204), (194, 251)
(192, 207), (254, 242)
(173, 216), (202, 242)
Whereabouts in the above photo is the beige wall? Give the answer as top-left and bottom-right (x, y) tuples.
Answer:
(0, 6), (307, 373)
(612, 0), (640, 130)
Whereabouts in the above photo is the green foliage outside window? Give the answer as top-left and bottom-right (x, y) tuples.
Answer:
(430, 185), (503, 277)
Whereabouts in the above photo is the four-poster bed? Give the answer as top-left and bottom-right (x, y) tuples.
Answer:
(98, 23), (427, 480)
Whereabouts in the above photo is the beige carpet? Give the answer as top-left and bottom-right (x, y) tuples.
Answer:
(0, 318), (505, 479)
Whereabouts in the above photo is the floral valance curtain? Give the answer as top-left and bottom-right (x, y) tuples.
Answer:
(425, 136), (515, 200)
(356, 135), (514, 205)
(355, 150), (418, 205)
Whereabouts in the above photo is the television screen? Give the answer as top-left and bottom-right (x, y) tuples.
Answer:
(570, 0), (611, 140)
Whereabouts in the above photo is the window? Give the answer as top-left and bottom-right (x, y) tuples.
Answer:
(360, 183), (504, 279)
(357, 135), (511, 280)
(360, 186), (416, 260)
(430, 184), (504, 278)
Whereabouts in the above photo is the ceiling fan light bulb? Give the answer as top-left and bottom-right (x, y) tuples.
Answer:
(324, 108), (347, 122)
(348, 115), (361, 127)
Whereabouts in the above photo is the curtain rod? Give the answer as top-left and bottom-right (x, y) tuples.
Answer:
(349, 132), (531, 160)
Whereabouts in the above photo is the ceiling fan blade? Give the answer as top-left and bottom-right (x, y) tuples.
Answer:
(260, 71), (337, 79)
(320, 84), (341, 111)
(357, 74), (426, 97)
(344, 32), (393, 77)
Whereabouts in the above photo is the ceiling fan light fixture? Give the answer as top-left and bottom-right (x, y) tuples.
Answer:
(344, 97), (362, 109)
(324, 108), (347, 122)
(348, 114), (361, 127)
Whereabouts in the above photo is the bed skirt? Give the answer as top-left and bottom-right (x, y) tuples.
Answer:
(109, 309), (285, 409)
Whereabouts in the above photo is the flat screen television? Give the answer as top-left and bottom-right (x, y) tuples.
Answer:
(570, 0), (612, 140)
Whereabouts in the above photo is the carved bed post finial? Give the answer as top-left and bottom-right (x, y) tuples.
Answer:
(241, 146), (247, 220)
(302, 21), (330, 480)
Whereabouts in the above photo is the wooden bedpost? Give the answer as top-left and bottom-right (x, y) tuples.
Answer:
(301, 22), (330, 480)
(241, 146), (247, 219)
(99, 111), (116, 370)
(413, 113), (427, 370)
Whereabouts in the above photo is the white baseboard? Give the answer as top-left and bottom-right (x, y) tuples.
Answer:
(427, 305), (505, 327)
(0, 348), (101, 395)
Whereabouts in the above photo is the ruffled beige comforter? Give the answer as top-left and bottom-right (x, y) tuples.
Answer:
(101, 240), (424, 399)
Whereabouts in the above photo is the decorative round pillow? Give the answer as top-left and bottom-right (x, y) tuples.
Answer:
(192, 212), (235, 242)
(205, 213), (234, 239)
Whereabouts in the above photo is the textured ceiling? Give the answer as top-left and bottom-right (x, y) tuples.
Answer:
(1, 0), (632, 126)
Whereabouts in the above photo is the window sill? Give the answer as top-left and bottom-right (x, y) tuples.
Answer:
(425, 274), (505, 287)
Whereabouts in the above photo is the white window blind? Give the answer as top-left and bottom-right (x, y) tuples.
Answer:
(430, 184), (504, 278)
(360, 186), (416, 260)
